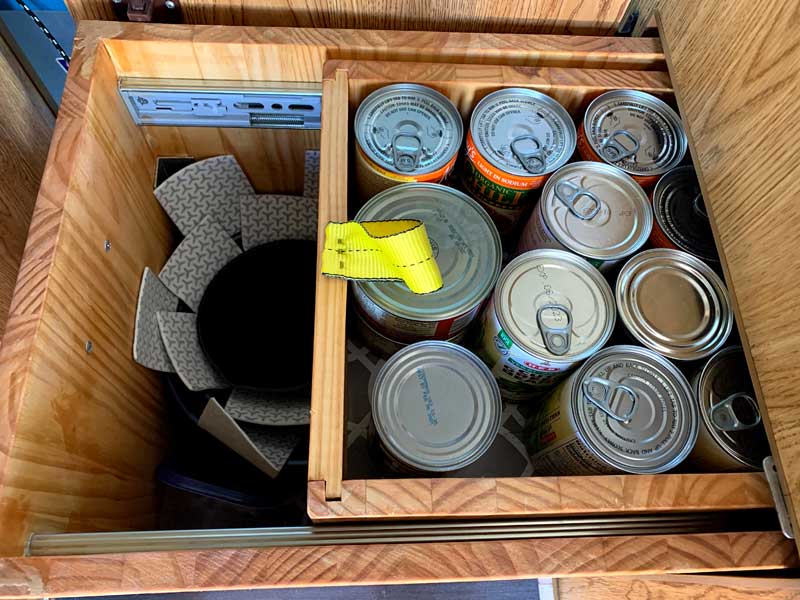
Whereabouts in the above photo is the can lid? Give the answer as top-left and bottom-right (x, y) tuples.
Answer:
(470, 88), (576, 177)
(370, 341), (502, 472)
(652, 166), (719, 262)
(583, 90), (687, 177)
(355, 83), (463, 176)
(495, 249), (615, 362)
(540, 162), (653, 261)
(571, 345), (698, 474)
(616, 249), (732, 360)
(694, 346), (770, 469)
(355, 183), (502, 321)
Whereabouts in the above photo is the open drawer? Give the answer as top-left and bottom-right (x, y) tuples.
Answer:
(0, 12), (798, 595)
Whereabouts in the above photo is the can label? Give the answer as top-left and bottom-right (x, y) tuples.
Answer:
(576, 123), (660, 188)
(474, 299), (574, 402)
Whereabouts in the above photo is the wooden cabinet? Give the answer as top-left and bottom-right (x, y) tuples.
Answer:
(1, 0), (800, 594)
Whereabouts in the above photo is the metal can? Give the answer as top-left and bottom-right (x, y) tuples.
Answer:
(616, 249), (733, 361)
(650, 166), (719, 263)
(528, 345), (698, 475)
(517, 162), (653, 272)
(577, 90), (687, 187)
(462, 88), (576, 235)
(687, 346), (770, 472)
(370, 341), (502, 472)
(354, 83), (463, 202)
(352, 310), (466, 359)
(353, 183), (501, 343)
(474, 249), (616, 402)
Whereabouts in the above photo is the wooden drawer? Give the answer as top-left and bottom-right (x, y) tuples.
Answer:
(1, 6), (799, 594)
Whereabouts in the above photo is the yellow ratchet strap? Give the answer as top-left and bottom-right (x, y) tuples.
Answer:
(322, 220), (442, 294)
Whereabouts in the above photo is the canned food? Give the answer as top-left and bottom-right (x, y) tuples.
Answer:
(528, 345), (698, 475)
(352, 310), (466, 359)
(370, 341), (502, 472)
(517, 162), (653, 272)
(650, 166), (719, 263)
(474, 249), (616, 402)
(354, 83), (463, 202)
(463, 88), (576, 234)
(687, 346), (769, 471)
(577, 90), (687, 187)
(616, 249), (732, 361)
(353, 183), (501, 343)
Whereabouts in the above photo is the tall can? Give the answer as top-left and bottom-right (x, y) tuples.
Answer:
(686, 346), (770, 472)
(474, 249), (616, 402)
(650, 166), (719, 264)
(354, 83), (463, 203)
(616, 249), (733, 361)
(352, 310), (466, 359)
(577, 90), (687, 187)
(353, 183), (502, 343)
(517, 162), (653, 272)
(527, 345), (698, 475)
(463, 88), (576, 235)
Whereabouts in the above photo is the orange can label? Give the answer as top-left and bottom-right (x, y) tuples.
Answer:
(357, 145), (456, 184)
(577, 123), (660, 188)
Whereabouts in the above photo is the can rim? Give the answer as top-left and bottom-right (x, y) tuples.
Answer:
(616, 248), (732, 360)
(370, 341), (502, 472)
(354, 83), (464, 177)
(582, 90), (687, 177)
(540, 162), (653, 261)
(569, 344), (699, 474)
(469, 87), (577, 178)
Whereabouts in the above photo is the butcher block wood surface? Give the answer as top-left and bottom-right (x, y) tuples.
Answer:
(658, 0), (800, 547)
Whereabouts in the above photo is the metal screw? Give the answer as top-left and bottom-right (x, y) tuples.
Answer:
(85, 340), (94, 353)
(165, 0), (175, 8)
(104, 240), (112, 253)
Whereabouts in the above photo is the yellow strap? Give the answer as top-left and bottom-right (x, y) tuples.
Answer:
(321, 220), (442, 294)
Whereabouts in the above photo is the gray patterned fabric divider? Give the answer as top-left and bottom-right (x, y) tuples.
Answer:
(157, 312), (227, 391)
(133, 267), (179, 372)
(304, 150), (320, 199)
(240, 195), (318, 250)
(226, 387), (310, 426)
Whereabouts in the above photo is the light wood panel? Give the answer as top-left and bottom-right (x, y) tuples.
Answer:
(658, 0), (800, 549)
(67, 0), (633, 35)
(0, 532), (797, 597)
(0, 37), (54, 338)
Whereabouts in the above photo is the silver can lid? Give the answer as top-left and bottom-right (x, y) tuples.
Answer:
(355, 183), (502, 321)
(495, 249), (615, 362)
(694, 346), (770, 469)
(540, 162), (653, 261)
(616, 249), (732, 360)
(470, 88), (576, 177)
(583, 90), (687, 177)
(653, 166), (719, 262)
(371, 341), (502, 472)
(355, 83), (463, 176)
(571, 345), (698, 474)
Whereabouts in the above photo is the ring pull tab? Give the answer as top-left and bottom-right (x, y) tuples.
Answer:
(510, 135), (547, 174)
(581, 377), (638, 423)
(536, 303), (572, 356)
(554, 181), (602, 220)
(601, 130), (640, 162)
(709, 393), (762, 431)
(691, 191), (708, 219)
(391, 133), (422, 172)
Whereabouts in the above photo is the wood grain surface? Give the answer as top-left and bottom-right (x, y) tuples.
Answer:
(66, 0), (633, 35)
(0, 532), (796, 597)
(0, 37), (54, 338)
(658, 0), (800, 548)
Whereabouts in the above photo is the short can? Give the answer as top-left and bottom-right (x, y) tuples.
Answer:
(370, 341), (502, 473)
(354, 83), (463, 202)
(352, 309), (466, 359)
(474, 249), (616, 402)
(462, 88), (576, 234)
(527, 345), (699, 475)
(616, 248), (732, 361)
(686, 346), (770, 472)
(353, 183), (502, 343)
(577, 90), (687, 187)
(650, 166), (719, 263)
(517, 161), (653, 272)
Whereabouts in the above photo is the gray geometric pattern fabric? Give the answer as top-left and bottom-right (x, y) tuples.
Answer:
(240, 194), (317, 250)
(159, 217), (242, 312)
(226, 387), (310, 426)
(154, 155), (253, 236)
(240, 422), (301, 474)
(157, 312), (227, 391)
(133, 267), (179, 372)
(304, 150), (320, 198)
